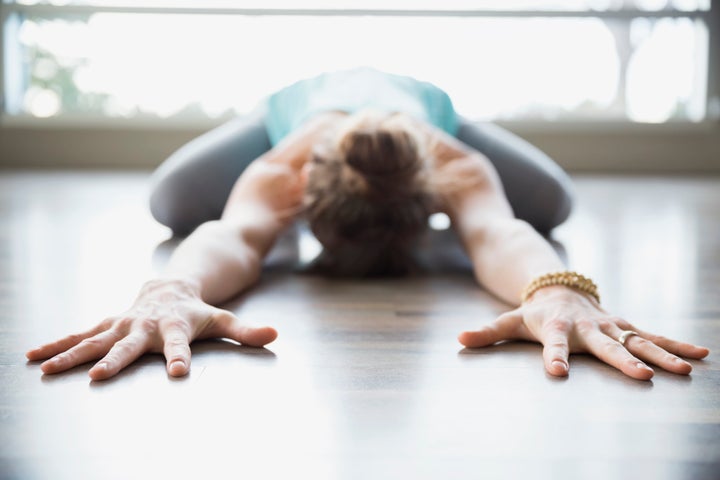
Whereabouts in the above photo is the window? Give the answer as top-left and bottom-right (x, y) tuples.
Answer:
(1, 0), (716, 124)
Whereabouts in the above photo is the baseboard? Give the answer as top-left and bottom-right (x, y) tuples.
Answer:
(1, 119), (719, 173)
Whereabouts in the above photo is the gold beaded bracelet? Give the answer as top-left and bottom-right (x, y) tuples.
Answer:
(521, 271), (600, 304)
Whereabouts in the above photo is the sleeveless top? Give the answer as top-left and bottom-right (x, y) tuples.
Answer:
(263, 67), (458, 146)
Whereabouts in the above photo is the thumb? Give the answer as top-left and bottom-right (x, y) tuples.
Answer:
(206, 309), (278, 347)
(458, 309), (530, 347)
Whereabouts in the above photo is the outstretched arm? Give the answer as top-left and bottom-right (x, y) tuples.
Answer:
(433, 131), (709, 380)
(26, 115), (336, 380)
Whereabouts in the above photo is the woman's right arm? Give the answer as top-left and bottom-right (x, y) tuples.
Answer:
(25, 115), (334, 381)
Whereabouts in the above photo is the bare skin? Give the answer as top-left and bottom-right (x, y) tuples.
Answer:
(26, 112), (709, 381)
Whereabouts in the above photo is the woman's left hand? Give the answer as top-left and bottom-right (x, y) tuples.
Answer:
(458, 286), (710, 380)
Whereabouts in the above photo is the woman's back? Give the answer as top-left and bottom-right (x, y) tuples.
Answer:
(263, 67), (458, 146)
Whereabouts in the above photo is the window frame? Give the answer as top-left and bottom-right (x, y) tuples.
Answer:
(1, 3), (718, 125)
(0, 2), (718, 172)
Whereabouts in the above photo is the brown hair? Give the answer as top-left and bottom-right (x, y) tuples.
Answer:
(303, 111), (435, 276)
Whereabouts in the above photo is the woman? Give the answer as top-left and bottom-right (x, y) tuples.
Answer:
(27, 68), (709, 381)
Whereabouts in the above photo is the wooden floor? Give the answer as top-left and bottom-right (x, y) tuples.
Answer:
(0, 171), (718, 480)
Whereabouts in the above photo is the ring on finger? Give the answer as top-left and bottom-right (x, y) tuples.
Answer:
(617, 330), (639, 346)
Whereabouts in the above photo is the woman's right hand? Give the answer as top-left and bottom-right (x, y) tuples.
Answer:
(26, 278), (278, 381)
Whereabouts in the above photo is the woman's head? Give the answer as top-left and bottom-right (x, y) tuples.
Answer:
(303, 110), (435, 276)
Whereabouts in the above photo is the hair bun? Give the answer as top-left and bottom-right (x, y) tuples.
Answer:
(341, 129), (420, 182)
(303, 112), (434, 276)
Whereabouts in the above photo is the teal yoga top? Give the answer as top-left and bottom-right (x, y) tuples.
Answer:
(263, 68), (458, 146)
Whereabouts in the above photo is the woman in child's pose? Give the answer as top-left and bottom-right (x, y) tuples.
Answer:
(27, 68), (709, 380)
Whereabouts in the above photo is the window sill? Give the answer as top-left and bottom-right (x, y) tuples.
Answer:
(1, 115), (719, 173)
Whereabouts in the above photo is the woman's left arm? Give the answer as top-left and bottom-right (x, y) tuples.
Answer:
(437, 139), (709, 380)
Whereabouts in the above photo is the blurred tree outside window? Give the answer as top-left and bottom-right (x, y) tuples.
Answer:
(1, 0), (714, 123)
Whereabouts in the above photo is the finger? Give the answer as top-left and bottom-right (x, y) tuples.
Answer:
(458, 310), (526, 348)
(604, 324), (693, 375)
(614, 319), (709, 359)
(89, 331), (149, 381)
(161, 323), (192, 377)
(204, 310), (278, 347)
(581, 328), (655, 380)
(27, 321), (111, 361)
(541, 319), (572, 376)
(40, 328), (121, 375)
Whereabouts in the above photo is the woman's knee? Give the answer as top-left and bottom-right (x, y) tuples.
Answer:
(148, 114), (272, 235)
(531, 171), (574, 232)
(455, 118), (573, 232)
(149, 161), (212, 236)
(503, 156), (574, 233)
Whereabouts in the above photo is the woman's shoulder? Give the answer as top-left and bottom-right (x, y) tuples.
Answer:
(411, 119), (504, 208)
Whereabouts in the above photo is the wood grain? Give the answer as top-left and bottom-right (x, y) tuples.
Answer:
(0, 172), (718, 480)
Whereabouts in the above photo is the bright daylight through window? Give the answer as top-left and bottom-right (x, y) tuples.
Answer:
(0, 0), (714, 123)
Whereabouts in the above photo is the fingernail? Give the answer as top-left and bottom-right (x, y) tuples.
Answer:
(552, 360), (568, 372)
(636, 362), (653, 371)
(170, 360), (186, 372)
(674, 357), (692, 369)
(94, 362), (108, 371)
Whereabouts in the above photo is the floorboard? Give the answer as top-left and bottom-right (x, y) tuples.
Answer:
(0, 171), (718, 480)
